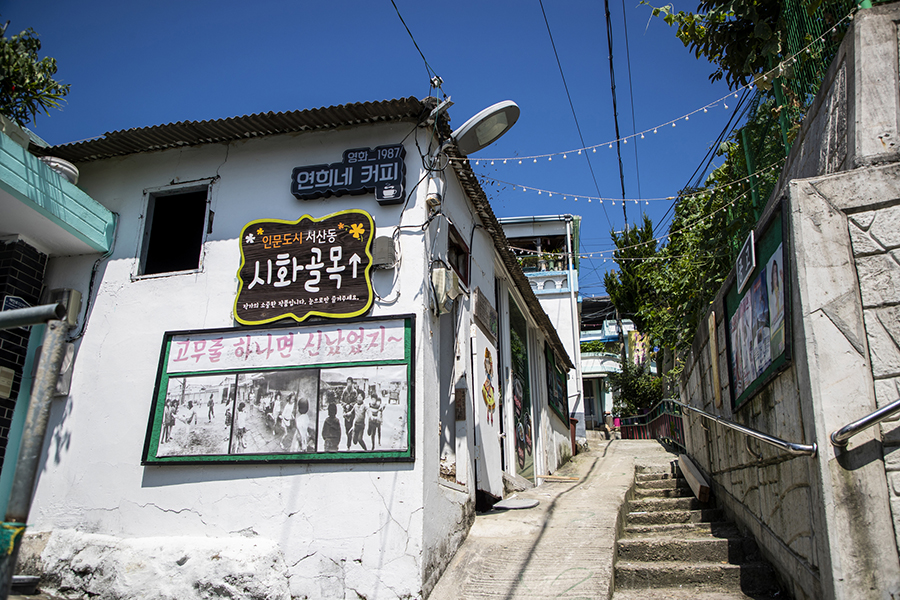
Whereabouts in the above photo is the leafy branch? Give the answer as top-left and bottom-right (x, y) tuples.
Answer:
(0, 20), (70, 127)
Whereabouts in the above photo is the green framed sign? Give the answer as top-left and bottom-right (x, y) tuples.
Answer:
(142, 315), (415, 464)
(544, 343), (568, 425)
(724, 205), (791, 410)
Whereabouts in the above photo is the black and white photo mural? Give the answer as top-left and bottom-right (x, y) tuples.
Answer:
(143, 316), (415, 463)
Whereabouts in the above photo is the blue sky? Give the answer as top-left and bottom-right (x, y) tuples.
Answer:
(4, 0), (737, 296)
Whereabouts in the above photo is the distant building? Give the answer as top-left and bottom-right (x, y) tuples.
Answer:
(498, 215), (585, 436)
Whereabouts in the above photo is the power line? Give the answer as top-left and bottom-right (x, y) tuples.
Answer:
(537, 0), (614, 231)
(390, 0), (439, 83)
(603, 0), (628, 227)
(620, 0), (643, 211)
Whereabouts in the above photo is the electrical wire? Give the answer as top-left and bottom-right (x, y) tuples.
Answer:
(603, 0), (628, 227)
(620, 0), (643, 211)
(390, 0), (439, 83)
(538, 0), (614, 231)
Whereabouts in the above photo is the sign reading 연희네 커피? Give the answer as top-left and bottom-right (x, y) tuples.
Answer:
(234, 210), (374, 325)
(291, 145), (406, 205)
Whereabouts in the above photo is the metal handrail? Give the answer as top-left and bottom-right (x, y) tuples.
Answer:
(670, 400), (818, 457)
(831, 397), (900, 447)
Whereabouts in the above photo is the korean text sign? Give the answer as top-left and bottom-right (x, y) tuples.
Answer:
(142, 316), (415, 464)
(291, 145), (406, 205)
(235, 210), (374, 325)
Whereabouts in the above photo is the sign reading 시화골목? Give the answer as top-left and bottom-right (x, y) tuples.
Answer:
(234, 210), (374, 325)
(291, 145), (406, 205)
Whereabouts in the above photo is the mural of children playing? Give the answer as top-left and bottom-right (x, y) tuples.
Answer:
(322, 403), (342, 451)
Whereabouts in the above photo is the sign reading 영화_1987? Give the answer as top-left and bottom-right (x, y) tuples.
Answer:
(234, 210), (374, 325)
(291, 145), (406, 205)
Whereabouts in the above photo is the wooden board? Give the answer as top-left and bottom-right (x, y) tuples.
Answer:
(678, 454), (710, 503)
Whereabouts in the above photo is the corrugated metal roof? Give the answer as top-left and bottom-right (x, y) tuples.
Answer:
(446, 146), (575, 371)
(33, 96), (428, 163)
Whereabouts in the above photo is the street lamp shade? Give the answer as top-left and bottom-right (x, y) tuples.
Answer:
(451, 100), (519, 156)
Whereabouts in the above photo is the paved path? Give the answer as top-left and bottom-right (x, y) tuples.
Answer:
(427, 439), (677, 600)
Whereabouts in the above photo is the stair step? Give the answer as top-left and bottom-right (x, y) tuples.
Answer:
(630, 496), (705, 512)
(636, 478), (691, 490)
(613, 587), (785, 599)
(624, 521), (737, 537)
(627, 508), (724, 526)
(617, 536), (758, 563)
(636, 471), (678, 481)
(634, 486), (694, 499)
(614, 560), (780, 592)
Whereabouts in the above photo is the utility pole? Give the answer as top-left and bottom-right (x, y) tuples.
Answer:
(0, 303), (68, 600)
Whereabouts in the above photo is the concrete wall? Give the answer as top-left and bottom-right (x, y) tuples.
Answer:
(679, 4), (900, 599)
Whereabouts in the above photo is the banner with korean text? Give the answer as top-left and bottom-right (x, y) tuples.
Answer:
(142, 316), (415, 464)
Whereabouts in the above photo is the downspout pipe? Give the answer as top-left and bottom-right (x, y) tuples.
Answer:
(565, 218), (584, 434)
(0, 305), (70, 599)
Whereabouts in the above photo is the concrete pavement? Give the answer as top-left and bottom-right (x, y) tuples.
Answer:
(427, 438), (677, 600)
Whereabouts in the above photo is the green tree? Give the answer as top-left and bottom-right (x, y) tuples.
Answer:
(607, 358), (663, 416)
(644, 0), (786, 89)
(603, 214), (660, 333)
(0, 20), (70, 127)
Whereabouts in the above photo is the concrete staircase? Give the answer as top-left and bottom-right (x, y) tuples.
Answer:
(612, 466), (786, 599)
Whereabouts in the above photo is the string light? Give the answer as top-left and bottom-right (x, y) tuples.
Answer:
(450, 12), (855, 166)
(477, 159), (785, 204)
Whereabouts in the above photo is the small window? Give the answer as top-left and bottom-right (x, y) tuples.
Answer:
(447, 225), (470, 287)
(140, 187), (209, 276)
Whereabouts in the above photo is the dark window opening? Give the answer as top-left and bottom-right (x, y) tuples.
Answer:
(142, 190), (208, 275)
(447, 225), (470, 287)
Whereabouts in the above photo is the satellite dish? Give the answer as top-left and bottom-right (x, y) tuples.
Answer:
(451, 100), (520, 156)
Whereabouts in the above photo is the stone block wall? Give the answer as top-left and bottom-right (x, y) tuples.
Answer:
(680, 316), (821, 599)
(0, 238), (47, 469)
(848, 194), (900, 549)
(679, 5), (900, 598)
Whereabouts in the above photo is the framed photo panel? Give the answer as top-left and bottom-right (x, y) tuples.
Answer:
(724, 205), (791, 410)
(142, 315), (415, 464)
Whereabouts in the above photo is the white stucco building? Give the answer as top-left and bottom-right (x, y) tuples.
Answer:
(497, 215), (584, 436)
(0, 97), (575, 599)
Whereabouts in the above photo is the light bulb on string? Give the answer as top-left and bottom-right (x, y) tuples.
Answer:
(592, 148), (597, 153)
(563, 154), (567, 159)
(548, 156), (552, 161)
(724, 103), (729, 109)
(533, 159), (537, 163)
(653, 128), (658, 134)
(640, 133), (645, 139)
